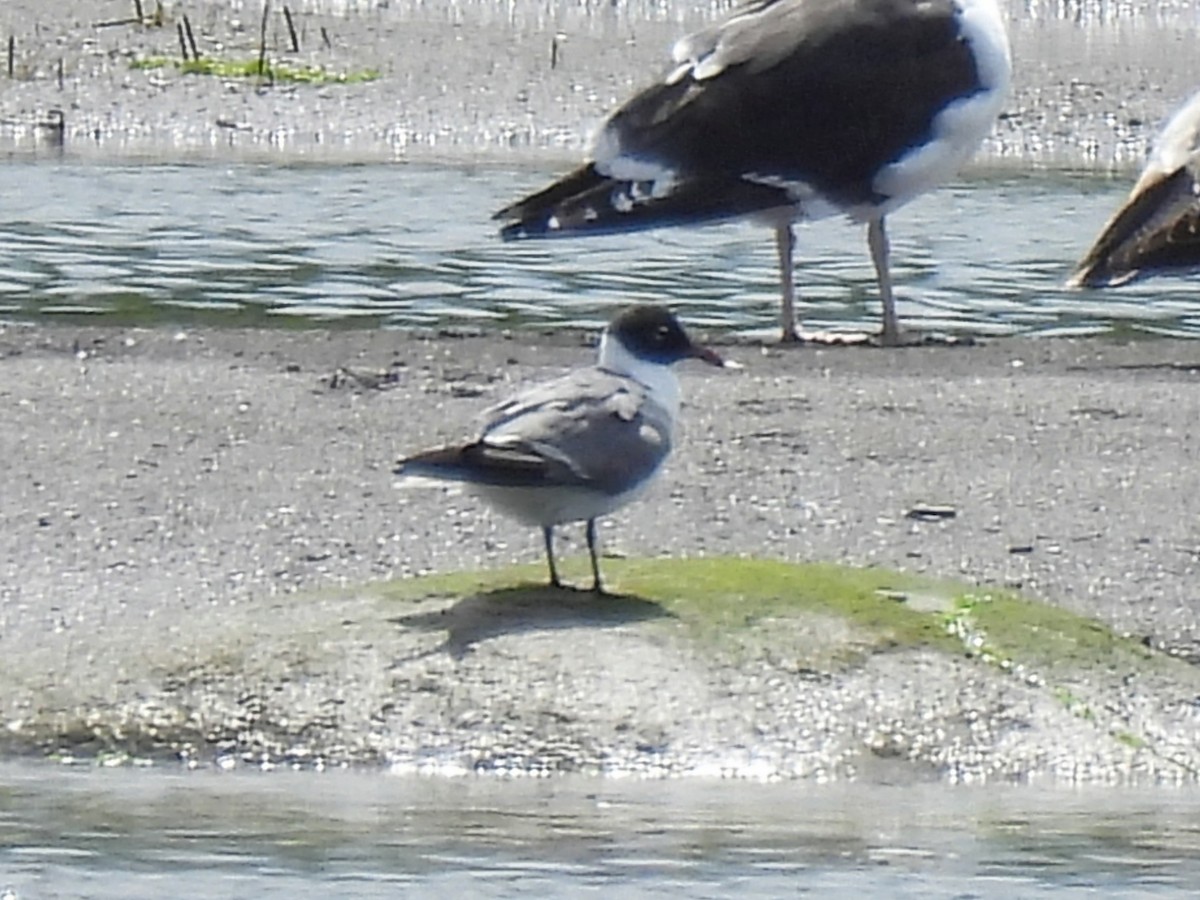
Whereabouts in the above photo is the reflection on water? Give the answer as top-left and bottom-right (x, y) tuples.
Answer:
(3, 763), (1200, 897)
(0, 161), (1196, 339)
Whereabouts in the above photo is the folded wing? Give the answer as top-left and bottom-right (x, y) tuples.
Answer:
(400, 368), (673, 496)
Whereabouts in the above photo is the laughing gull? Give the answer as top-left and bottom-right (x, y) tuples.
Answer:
(495, 0), (1012, 345)
(1070, 89), (1200, 288)
(395, 305), (724, 592)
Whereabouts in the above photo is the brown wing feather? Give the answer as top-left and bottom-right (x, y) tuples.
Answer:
(1070, 166), (1200, 288)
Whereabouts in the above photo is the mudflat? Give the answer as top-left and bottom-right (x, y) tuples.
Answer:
(0, 0), (1196, 168)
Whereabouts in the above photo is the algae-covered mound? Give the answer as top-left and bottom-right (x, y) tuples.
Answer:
(4, 558), (1200, 782)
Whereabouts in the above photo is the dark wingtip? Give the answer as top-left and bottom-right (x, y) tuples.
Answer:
(395, 446), (462, 478)
(1063, 269), (1092, 291)
(498, 221), (532, 242)
(1065, 273), (1101, 290)
(393, 456), (422, 477)
(491, 163), (606, 239)
(501, 223), (559, 241)
(493, 199), (547, 240)
(1067, 254), (1139, 290)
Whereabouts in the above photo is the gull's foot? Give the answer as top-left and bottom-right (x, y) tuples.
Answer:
(772, 325), (875, 346)
(772, 328), (979, 348)
(547, 577), (610, 596)
(867, 330), (980, 348)
(791, 328), (874, 346)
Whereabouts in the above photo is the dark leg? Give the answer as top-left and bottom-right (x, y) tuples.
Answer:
(585, 518), (604, 593)
(543, 525), (562, 588)
(868, 216), (901, 346)
(775, 223), (800, 343)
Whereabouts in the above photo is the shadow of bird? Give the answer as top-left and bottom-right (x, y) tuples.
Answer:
(390, 583), (672, 659)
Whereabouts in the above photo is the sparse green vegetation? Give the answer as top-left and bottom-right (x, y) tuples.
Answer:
(1054, 686), (1097, 721)
(1114, 730), (1147, 749)
(130, 55), (379, 84)
(943, 589), (1158, 673)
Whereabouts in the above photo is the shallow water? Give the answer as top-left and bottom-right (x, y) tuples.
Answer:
(4, 763), (1200, 898)
(0, 160), (1195, 339)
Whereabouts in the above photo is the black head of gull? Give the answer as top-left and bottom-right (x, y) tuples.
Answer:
(605, 303), (726, 368)
(1069, 88), (1200, 289)
(395, 305), (724, 593)
(495, 0), (1012, 345)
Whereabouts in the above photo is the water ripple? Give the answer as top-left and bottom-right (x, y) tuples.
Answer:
(6, 765), (1200, 897)
(0, 161), (1195, 336)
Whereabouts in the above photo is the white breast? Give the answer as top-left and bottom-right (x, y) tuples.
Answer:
(869, 0), (1012, 213)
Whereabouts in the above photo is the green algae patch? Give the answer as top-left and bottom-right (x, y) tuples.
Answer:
(938, 590), (1159, 675)
(608, 556), (960, 647)
(130, 55), (380, 84)
(370, 556), (1159, 677)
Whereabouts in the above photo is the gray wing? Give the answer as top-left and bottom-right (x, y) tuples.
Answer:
(476, 367), (673, 494)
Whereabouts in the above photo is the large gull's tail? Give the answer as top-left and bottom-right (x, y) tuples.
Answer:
(494, 164), (790, 241)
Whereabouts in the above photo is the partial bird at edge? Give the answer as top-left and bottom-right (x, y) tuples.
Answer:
(1069, 89), (1200, 289)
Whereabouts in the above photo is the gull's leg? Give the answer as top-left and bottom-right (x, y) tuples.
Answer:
(868, 217), (901, 346)
(543, 525), (562, 588)
(775, 223), (800, 343)
(585, 518), (604, 593)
